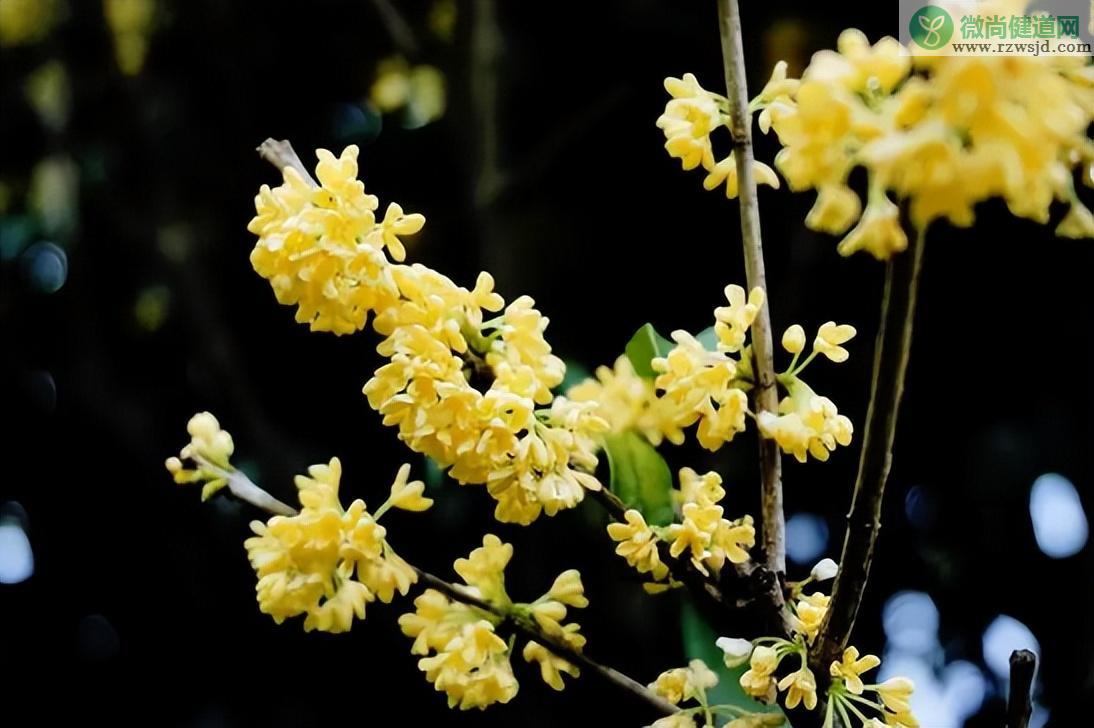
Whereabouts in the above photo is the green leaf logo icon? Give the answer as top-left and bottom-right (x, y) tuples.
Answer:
(909, 5), (954, 50)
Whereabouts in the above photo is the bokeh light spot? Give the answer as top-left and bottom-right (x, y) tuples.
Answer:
(883, 590), (939, 654)
(1029, 473), (1088, 558)
(786, 512), (828, 565)
(982, 614), (1039, 680)
(942, 660), (987, 721)
(904, 485), (936, 529)
(0, 514), (34, 584)
(22, 240), (68, 293)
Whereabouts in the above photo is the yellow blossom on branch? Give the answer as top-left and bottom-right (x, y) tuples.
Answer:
(241, 457), (426, 633)
(829, 646), (881, 695)
(752, 15), (1094, 256)
(657, 73), (780, 198)
(607, 509), (669, 581)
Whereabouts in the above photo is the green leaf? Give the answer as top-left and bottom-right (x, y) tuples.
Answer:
(602, 430), (674, 526)
(625, 323), (674, 379)
(681, 600), (786, 718)
(696, 325), (718, 351)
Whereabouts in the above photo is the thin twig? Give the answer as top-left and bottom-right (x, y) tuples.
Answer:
(1007, 649), (1037, 728)
(225, 470), (297, 516)
(257, 139), (317, 186)
(208, 462), (675, 718)
(810, 228), (926, 671)
(413, 567), (677, 717)
(715, 0), (785, 576)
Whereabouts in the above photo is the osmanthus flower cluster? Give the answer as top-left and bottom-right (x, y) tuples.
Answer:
(576, 284), (856, 465)
(166, 413), (428, 632)
(400, 535), (588, 709)
(607, 468), (756, 590)
(747, 9), (1094, 258)
(718, 560), (919, 728)
(248, 145), (608, 525)
(646, 658), (785, 728)
(657, 73), (781, 198)
(164, 411), (237, 501)
(242, 458), (429, 632)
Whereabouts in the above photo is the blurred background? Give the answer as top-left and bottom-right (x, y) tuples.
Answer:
(1, 0), (1091, 725)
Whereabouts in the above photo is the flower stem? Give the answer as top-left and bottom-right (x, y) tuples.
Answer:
(213, 452), (677, 718)
(715, 0), (785, 576)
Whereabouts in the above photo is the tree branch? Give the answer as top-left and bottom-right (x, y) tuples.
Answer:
(205, 419), (675, 718)
(810, 228), (926, 671)
(1007, 649), (1037, 728)
(715, 0), (785, 576)
(412, 567), (677, 717)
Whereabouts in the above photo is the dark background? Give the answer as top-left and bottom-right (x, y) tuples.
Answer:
(1, 1), (1091, 725)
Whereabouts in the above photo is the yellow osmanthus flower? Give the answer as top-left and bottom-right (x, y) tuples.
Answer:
(242, 458), (425, 633)
(652, 330), (748, 451)
(401, 535), (588, 703)
(752, 16), (1094, 256)
(875, 676), (915, 714)
(364, 266), (604, 525)
(778, 665), (818, 710)
(454, 533), (513, 606)
(248, 145), (406, 335)
(568, 355), (678, 445)
(607, 509), (669, 581)
(164, 411), (236, 500)
(827, 660), (919, 728)
(789, 591), (830, 643)
(714, 284), (765, 353)
(758, 382), (853, 463)
(813, 321), (857, 364)
(662, 468), (755, 575)
(249, 146), (608, 526)
(758, 321), (857, 463)
(830, 646), (881, 695)
(649, 659), (719, 706)
(739, 645), (780, 702)
(416, 616), (519, 710)
(522, 641), (579, 691)
(658, 73), (779, 198)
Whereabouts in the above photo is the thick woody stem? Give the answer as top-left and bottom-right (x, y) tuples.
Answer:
(1007, 649), (1037, 728)
(810, 229), (925, 672)
(715, 0), (785, 576)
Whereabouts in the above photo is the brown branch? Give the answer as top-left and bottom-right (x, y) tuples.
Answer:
(1007, 649), (1037, 728)
(715, 0), (785, 576)
(810, 228), (926, 671)
(413, 567), (677, 718)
